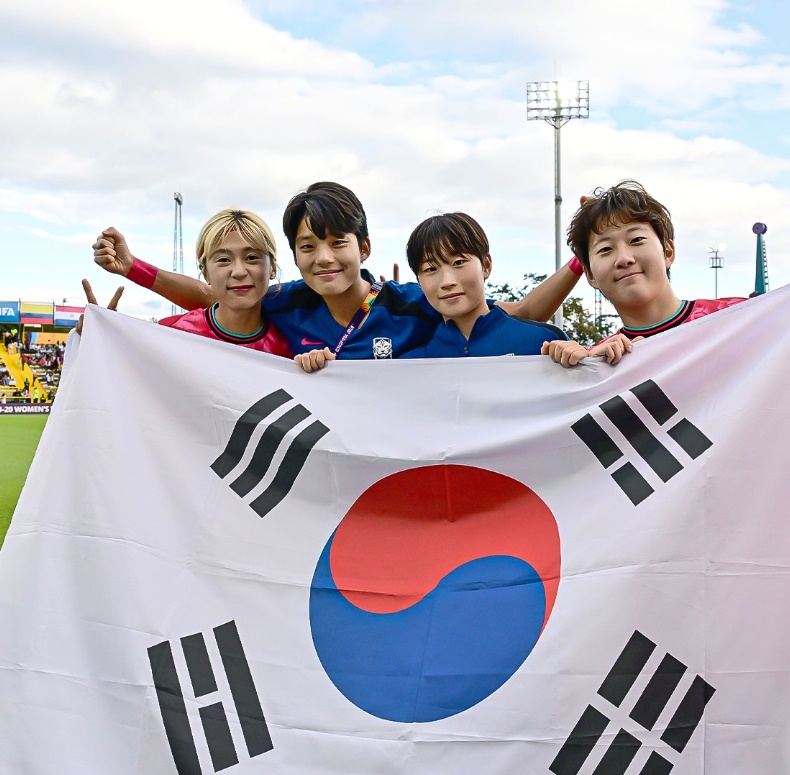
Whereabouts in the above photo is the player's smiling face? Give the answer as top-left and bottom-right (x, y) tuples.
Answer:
(204, 231), (272, 312)
(417, 252), (491, 327)
(294, 217), (370, 298)
(587, 219), (675, 310)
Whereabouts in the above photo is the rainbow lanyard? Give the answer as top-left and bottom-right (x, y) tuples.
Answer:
(333, 281), (384, 355)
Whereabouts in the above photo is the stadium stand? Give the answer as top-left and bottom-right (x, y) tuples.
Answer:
(0, 341), (60, 403)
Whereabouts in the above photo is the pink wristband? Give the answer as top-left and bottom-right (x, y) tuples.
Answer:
(568, 256), (584, 276)
(126, 257), (158, 289)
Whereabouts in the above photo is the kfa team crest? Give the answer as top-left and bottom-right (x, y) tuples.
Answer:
(373, 336), (392, 358)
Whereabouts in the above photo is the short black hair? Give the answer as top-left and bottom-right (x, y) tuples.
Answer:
(406, 212), (489, 276)
(282, 182), (369, 253)
(567, 180), (674, 273)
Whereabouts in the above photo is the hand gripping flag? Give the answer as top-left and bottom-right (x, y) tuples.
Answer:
(0, 291), (789, 774)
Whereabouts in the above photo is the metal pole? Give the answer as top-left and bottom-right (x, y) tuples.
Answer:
(553, 116), (563, 330)
(172, 198), (179, 316)
(178, 203), (184, 275)
(526, 81), (588, 331)
(172, 197), (179, 274)
(172, 192), (184, 316)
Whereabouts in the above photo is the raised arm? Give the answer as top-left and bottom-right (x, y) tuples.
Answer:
(93, 227), (214, 311)
(495, 259), (583, 323)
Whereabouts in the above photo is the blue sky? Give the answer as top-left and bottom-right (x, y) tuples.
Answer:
(1, 0), (789, 319)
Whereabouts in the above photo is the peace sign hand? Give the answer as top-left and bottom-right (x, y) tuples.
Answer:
(76, 279), (124, 335)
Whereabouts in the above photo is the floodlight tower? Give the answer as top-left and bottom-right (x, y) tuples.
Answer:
(707, 245), (725, 299)
(752, 222), (769, 295)
(172, 192), (184, 316)
(527, 80), (589, 329)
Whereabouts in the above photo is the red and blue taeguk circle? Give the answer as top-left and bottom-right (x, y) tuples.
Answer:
(309, 465), (561, 723)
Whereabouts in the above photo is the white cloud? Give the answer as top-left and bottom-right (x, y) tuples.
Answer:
(333, 0), (790, 115)
(0, 0), (788, 320)
(1, 0), (369, 78)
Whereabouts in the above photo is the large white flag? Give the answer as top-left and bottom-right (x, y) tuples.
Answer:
(1, 291), (789, 775)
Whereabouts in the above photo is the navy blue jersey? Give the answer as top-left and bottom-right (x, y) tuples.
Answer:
(402, 306), (566, 359)
(262, 270), (441, 359)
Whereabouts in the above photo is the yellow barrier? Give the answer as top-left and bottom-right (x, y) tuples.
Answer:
(0, 345), (50, 402)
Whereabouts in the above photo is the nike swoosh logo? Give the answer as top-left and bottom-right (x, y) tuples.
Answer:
(301, 338), (325, 346)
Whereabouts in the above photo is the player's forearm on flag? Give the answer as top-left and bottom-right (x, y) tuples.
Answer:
(496, 262), (581, 323)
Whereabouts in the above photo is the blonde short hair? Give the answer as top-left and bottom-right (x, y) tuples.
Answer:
(196, 209), (277, 279)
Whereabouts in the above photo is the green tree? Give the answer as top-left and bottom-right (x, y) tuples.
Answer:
(486, 273), (618, 348)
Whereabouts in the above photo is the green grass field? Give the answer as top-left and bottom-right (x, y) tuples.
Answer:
(0, 414), (47, 546)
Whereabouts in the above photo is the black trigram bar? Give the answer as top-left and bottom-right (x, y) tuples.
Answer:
(631, 381), (713, 461)
(199, 702), (238, 772)
(611, 463), (654, 506)
(630, 380), (678, 425)
(639, 751), (673, 775)
(591, 728), (641, 775)
(230, 404), (311, 496)
(574, 380), (714, 505)
(630, 653), (687, 731)
(149, 621), (273, 775)
(571, 416), (654, 506)
(148, 640), (202, 775)
(598, 630), (657, 707)
(214, 621), (274, 757)
(549, 705), (610, 775)
(667, 419), (712, 460)
(571, 414), (624, 468)
(599, 396), (683, 483)
(558, 631), (715, 775)
(660, 675), (716, 753)
(182, 632), (218, 697)
(212, 391), (329, 518)
(249, 419), (329, 518)
(211, 390), (292, 478)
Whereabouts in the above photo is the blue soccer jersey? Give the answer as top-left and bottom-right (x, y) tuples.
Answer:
(262, 270), (441, 359)
(402, 306), (566, 359)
